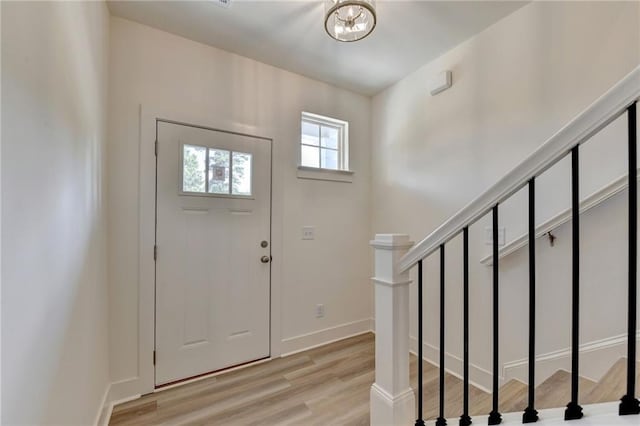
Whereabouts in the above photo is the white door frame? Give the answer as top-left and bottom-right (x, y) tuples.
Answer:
(134, 104), (282, 395)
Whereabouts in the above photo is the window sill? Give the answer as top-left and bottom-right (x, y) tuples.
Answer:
(297, 166), (354, 183)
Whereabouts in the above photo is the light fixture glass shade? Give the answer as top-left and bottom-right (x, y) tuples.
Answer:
(324, 0), (376, 42)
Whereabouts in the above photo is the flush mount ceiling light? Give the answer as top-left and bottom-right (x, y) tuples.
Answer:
(211, 0), (231, 8)
(324, 0), (376, 42)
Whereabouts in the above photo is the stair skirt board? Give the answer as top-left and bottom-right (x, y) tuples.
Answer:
(410, 336), (494, 392)
(503, 332), (640, 386)
(409, 341), (634, 420)
(411, 333), (639, 391)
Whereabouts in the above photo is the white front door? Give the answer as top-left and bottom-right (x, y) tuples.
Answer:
(155, 121), (271, 386)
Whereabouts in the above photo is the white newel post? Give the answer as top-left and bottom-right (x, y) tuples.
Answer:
(370, 234), (415, 426)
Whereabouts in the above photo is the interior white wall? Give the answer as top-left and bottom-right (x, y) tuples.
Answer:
(1, 1), (4, 421)
(371, 1), (640, 391)
(1, 1), (110, 424)
(107, 17), (372, 390)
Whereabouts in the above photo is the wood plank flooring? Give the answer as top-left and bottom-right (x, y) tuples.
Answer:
(110, 333), (375, 426)
(110, 333), (637, 425)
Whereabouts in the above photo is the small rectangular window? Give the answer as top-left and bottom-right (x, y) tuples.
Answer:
(183, 145), (207, 193)
(208, 148), (230, 194)
(300, 112), (349, 172)
(231, 151), (252, 196)
(182, 144), (252, 197)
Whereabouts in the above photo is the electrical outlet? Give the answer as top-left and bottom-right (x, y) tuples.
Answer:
(316, 304), (325, 318)
(485, 227), (506, 246)
(302, 226), (315, 240)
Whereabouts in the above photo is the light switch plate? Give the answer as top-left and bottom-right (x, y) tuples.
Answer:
(485, 227), (506, 246)
(302, 226), (315, 240)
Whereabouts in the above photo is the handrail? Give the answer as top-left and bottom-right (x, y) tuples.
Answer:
(399, 66), (640, 274)
(479, 169), (640, 266)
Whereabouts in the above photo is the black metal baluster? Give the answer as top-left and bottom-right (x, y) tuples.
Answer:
(489, 207), (502, 425)
(523, 179), (539, 423)
(620, 102), (640, 416)
(460, 227), (472, 426)
(437, 245), (447, 426)
(416, 259), (425, 426)
(565, 146), (584, 421)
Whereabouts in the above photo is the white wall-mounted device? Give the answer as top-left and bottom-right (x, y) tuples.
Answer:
(429, 70), (452, 96)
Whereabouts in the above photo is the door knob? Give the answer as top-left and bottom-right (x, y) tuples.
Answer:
(261, 256), (271, 263)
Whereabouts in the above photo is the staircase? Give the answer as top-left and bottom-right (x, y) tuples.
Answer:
(370, 65), (640, 426)
(411, 357), (640, 420)
(582, 359), (640, 405)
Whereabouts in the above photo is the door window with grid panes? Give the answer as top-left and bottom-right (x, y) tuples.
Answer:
(181, 144), (253, 197)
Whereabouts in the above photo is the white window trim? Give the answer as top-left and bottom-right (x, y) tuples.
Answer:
(298, 112), (352, 182)
(297, 165), (354, 183)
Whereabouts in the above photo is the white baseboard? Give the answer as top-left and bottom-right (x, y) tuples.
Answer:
(107, 376), (142, 403)
(503, 332), (640, 386)
(280, 318), (374, 356)
(100, 393), (141, 426)
(93, 383), (111, 426)
(409, 336), (494, 393)
(94, 377), (141, 426)
(93, 379), (140, 426)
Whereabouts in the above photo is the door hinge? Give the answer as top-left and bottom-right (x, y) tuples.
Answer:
(154, 139), (158, 156)
(154, 245), (157, 261)
(153, 350), (156, 366)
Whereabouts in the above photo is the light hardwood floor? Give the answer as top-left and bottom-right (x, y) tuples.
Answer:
(110, 333), (375, 426)
(110, 333), (638, 425)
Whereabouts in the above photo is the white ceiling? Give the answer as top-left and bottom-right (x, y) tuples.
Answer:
(107, 0), (528, 96)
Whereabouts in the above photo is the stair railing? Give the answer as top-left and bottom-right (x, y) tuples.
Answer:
(370, 65), (640, 426)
